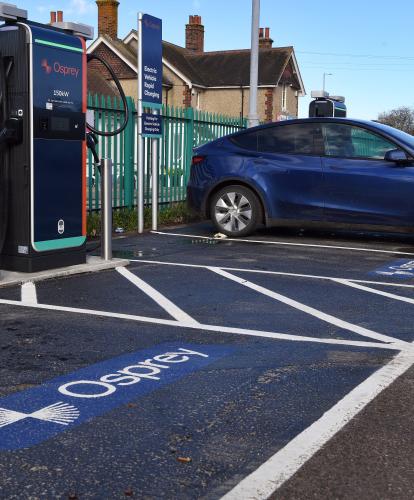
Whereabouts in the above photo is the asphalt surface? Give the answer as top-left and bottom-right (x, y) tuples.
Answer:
(272, 364), (414, 500)
(0, 222), (413, 499)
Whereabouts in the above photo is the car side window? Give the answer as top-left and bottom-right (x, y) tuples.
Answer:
(323, 123), (396, 159)
(230, 131), (259, 151)
(257, 123), (323, 155)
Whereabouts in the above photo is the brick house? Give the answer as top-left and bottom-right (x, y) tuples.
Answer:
(88, 0), (305, 122)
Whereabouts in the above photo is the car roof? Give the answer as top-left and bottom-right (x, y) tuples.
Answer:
(230, 117), (411, 144)
(195, 116), (414, 154)
(244, 117), (379, 131)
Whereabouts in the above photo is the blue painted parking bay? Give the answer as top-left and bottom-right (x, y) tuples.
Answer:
(0, 223), (413, 498)
(0, 343), (233, 451)
(0, 304), (394, 498)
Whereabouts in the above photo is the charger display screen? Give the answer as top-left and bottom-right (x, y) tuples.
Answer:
(51, 116), (70, 132)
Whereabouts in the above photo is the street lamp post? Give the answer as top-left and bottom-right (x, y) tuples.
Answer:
(248, 0), (260, 127)
(323, 72), (333, 92)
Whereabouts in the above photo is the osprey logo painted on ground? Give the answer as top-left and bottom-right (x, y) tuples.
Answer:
(371, 259), (414, 279)
(0, 402), (79, 428)
(0, 343), (233, 451)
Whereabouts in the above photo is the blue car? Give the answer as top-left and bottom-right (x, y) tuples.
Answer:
(187, 118), (414, 237)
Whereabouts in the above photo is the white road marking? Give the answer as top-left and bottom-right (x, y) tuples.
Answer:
(151, 230), (414, 257)
(0, 402), (79, 428)
(334, 279), (414, 305)
(128, 259), (414, 289)
(221, 346), (414, 499)
(116, 266), (199, 325)
(3, 258), (413, 499)
(0, 297), (402, 351)
(21, 281), (37, 304)
(208, 267), (408, 347)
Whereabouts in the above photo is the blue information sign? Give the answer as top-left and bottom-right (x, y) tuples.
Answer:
(141, 14), (162, 109)
(142, 112), (162, 138)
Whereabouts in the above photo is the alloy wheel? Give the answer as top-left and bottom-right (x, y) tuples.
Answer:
(214, 191), (253, 233)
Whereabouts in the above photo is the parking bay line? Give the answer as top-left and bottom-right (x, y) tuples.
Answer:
(0, 298), (403, 351)
(21, 281), (37, 305)
(221, 345), (414, 500)
(208, 267), (408, 347)
(129, 259), (414, 289)
(151, 230), (414, 257)
(116, 266), (200, 325)
(333, 278), (414, 305)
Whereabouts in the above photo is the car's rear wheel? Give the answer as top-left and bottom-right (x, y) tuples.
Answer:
(210, 185), (261, 237)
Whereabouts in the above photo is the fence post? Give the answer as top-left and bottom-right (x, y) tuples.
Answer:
(123, 96), (135, 209)
(184, 107), (194, 186)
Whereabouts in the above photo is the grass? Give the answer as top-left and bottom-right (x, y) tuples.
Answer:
(87, 202), (202, 238)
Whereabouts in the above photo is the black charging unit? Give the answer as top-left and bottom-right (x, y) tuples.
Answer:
(0, 3), (128, 273)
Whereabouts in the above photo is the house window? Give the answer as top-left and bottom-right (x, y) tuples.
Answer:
(282, 84), (287, 111)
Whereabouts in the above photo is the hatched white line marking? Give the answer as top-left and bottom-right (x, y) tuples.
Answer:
(221, 346), (414, 500)
(334, 279), (414, 305)
(116, 266), (200, 325)
(129, 258), (414, 289)
(21, 281), (37, 304)
(151, 230), (414, 257)
(208, 267), (408, 347)
(0, 297), (402, 351)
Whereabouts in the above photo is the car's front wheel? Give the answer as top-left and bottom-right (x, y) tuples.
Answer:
(210, 185), (261, 237)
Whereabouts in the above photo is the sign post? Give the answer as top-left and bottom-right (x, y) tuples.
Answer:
(137, 13), (163, 233)
(248, 0), (260, 128)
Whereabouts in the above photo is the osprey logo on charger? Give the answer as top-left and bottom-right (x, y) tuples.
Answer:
(0, 344), (233, 450)
(41, 58), (80, 78)
(41, 58), (52, 74)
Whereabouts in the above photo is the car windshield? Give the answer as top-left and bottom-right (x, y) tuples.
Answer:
(371, 122), (414, 150)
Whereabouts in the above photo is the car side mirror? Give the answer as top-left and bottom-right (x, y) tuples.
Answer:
(384, 149), (412, 164)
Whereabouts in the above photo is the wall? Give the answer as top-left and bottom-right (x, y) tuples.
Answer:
(199, 88), (242, 118)
(89, 44), (135, 80)
(287, 85), (299, 117)
(162, 66), (189, 108)
(119, 79), (136, 100)
(115, 82), (299, 122)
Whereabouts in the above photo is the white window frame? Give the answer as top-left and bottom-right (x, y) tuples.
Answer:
(282, 84), (287, 112)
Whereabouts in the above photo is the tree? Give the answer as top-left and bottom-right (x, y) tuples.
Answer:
(377, 106), (414, 135)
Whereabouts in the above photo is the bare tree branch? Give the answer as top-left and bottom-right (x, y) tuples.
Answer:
(378, 106), (414, 135)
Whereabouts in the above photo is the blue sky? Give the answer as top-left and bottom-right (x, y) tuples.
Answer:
(18, 0), (414, 120)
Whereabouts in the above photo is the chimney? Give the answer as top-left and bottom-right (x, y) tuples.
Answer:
(50, 11), (57, 24)
(185, 15), (204, 52)
(259, 27), (273, 49)
(57, 10), (63, 22)
(96, 0), (120, 39)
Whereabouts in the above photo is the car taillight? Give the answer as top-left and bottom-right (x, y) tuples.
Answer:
(191, 155), (205, 166)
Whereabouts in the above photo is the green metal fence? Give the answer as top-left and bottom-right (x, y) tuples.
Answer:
(87, 94), (247, 211)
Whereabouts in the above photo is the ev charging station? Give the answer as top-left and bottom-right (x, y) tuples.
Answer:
(0, 3), (128, 274)
(309, 90), (347, 118)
